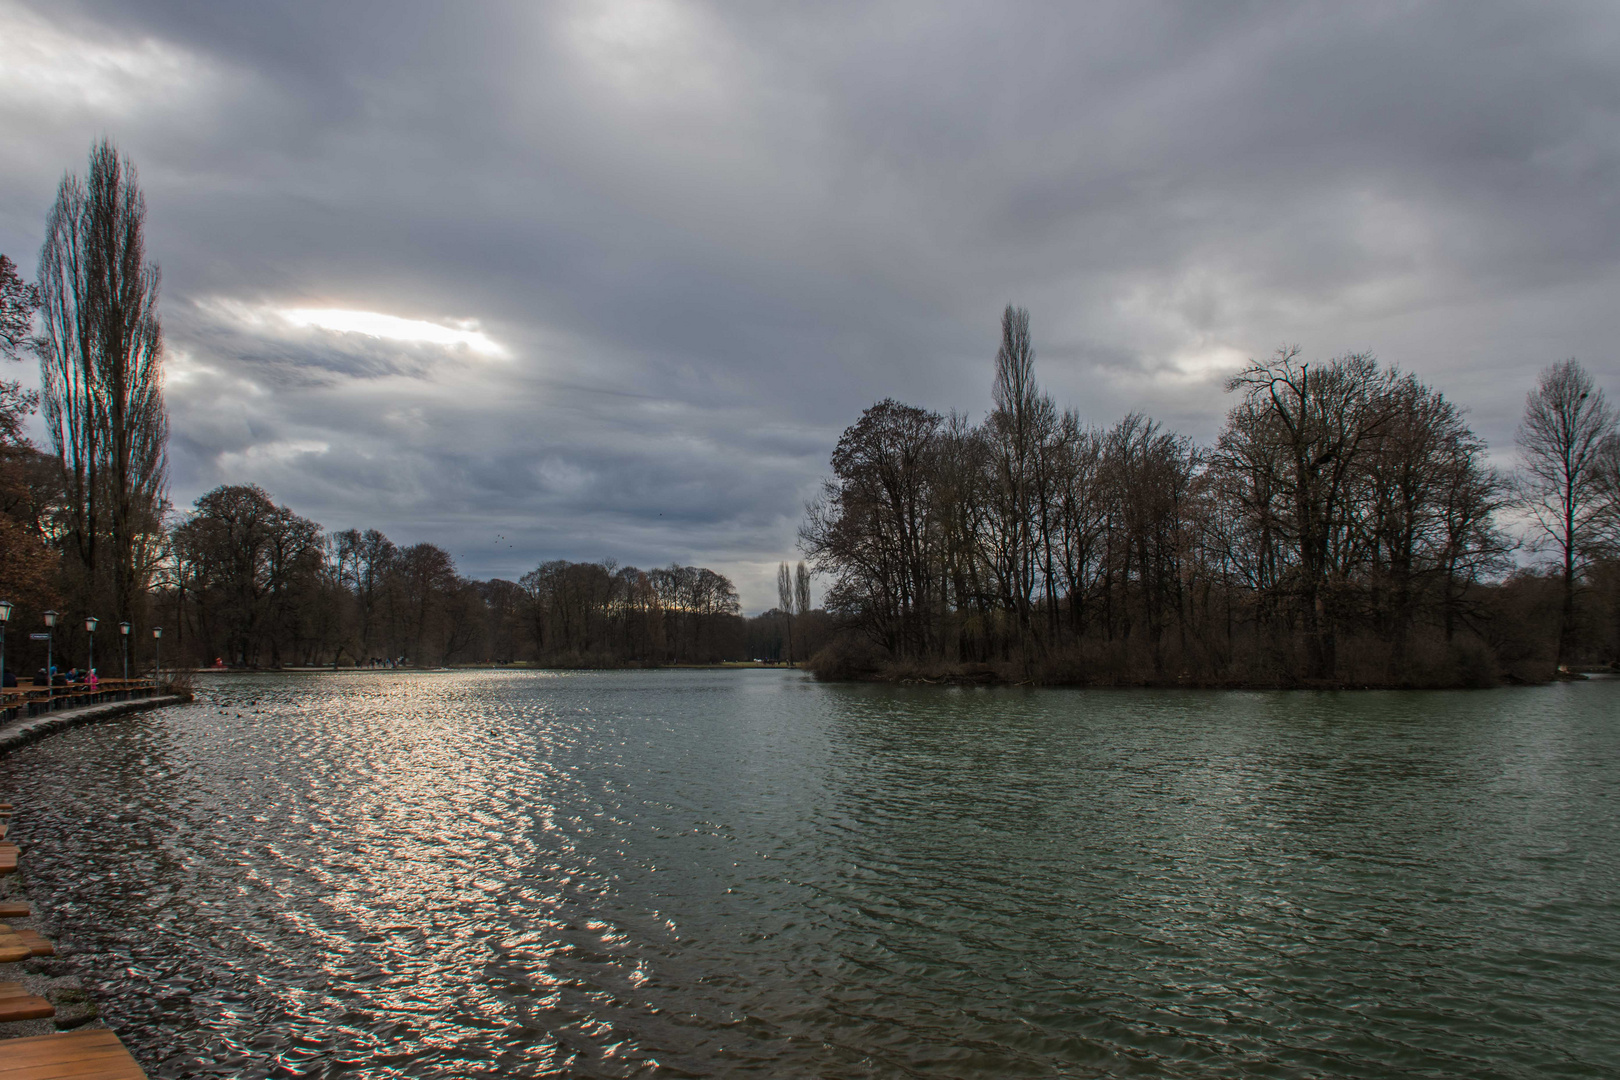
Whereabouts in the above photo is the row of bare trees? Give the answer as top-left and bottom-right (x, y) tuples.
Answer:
(518, 558), (742, 664)
(802, 306), (1620, 686)
(155, 483), (747, 668)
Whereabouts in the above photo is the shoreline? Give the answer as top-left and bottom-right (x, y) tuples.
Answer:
(822, 667), (1607, 693)
(166, 665), (1620, 689)
(0, 694), (188, 758)
(0, 843), (103, 1040)
(184, 661), (802, 674)
(1, 694), (185, 1061)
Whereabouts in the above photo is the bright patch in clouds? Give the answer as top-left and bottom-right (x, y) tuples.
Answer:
(280, 308), (507, 356)
(0, 3), (207, 117)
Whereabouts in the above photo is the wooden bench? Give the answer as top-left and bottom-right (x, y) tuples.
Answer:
(0, 903), (29, 919)
(0, 1028), (146, 1078)
(0, 981), (53, 1023)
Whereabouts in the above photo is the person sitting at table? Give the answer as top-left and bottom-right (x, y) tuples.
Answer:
(51, 667), (67, 687)
(34, 667), (48, 686)
(2, 669), (15, 688)
(85, 668), (99, 690)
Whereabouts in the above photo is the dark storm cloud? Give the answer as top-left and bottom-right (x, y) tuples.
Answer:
(2, 0), (1619, 607)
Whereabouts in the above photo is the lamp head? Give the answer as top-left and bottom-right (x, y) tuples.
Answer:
(119, 621), (130, 635)
(152, 626), (163, 639)
(85, 616), (98, 633)
(0, 600), (11, 623)
(43, 609), (58, 628)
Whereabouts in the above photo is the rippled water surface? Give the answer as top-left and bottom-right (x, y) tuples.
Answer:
(2, 671), (1618, 1077)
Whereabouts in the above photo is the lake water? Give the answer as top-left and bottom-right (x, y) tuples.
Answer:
(1, 670), (1616, 1078)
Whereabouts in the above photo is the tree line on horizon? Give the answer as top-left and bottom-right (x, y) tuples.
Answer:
(160, 481), (769, 668)
(799, 306), (1620, 687)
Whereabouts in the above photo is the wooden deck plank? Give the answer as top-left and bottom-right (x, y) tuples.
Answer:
(4, 929), (54, 957)
(0, 934), (34, 963)
(0, 1029), (146, 1078)
(0, 982), (53, 1022)
(0, 903), (28, 918)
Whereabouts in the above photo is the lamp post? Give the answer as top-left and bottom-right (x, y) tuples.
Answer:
(43, 609), (57, 688)
(119, 622), (130, 683)
(0, 600), (11, 687)
(152, 626), (162, 685)
(85, 616), (97, 680)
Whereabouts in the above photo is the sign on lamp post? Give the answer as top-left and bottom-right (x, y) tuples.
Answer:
(43, 610), (57, 691)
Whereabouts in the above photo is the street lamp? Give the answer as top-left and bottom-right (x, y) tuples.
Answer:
(43, 609), (57, 689)
(119, 622), (130, 683)
(152, 626), (162, 685)
(85, 616), (97, 681)
(0, 600), (11, 688)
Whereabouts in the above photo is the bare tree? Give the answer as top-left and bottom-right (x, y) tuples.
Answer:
(0, 258), (58, 629)
(1220, 347), (1396, 680)
(0, 254), (41, 445)
(35, 140), (168, 626)
(987, 304), (1055, 643)
(1517, 359), (1616, 667)
(801, 399), (942, 658)
(777, 560), (795, 664)
(335, 528), (397, 661)
(1599, 434), (1620, 542)
(794, 561), (811, 618)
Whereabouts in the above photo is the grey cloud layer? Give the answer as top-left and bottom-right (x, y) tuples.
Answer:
(2, 0), (1618, 608)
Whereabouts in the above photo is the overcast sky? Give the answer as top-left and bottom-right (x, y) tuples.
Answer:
(2, 1), (1618, 611)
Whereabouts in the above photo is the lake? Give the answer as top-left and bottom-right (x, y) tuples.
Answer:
(2, 670), (1616, 1078)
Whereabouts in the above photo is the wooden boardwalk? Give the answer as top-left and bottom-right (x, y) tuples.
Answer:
(0, 804), (148, 1078)
(0, 1030), (145, 1079)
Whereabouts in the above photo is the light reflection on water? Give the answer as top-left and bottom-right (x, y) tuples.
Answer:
(1, 670), (1617, 1078)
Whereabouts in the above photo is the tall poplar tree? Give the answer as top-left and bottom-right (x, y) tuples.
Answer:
(35, 140), (169, 628)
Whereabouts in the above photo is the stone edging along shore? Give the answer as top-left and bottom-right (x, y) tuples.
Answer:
(0, 694), (185, 757)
